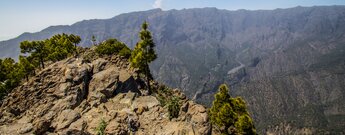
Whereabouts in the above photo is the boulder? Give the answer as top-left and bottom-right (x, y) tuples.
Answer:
(33, 119), (52, 135)
(54, 82), (71, 97)
(180, 102), (189, 113)
(65, 130), (91, 135)
(119, 92), (136, 105)
(53, 109), (80, 130)
(68, 119), (87, 131)
(132, 96), (159, 109)
(105, 120), (128, 135)
(88, 67), (120, 106)
(19, 123), (33, 134)
(188, 102), (206, 114)
(191, 113), (208, 125)
(134, 106), (148, 115)
(92, 58), (108, 73)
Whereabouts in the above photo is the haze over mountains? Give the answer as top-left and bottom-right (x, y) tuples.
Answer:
(1, 6), (345, 134)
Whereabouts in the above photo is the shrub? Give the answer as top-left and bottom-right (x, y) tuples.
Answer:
(118, 46), (132, 58)
(96, 118), (107, 135)
(0, 84), (6, 100)
(167, 96), (181, 120)
(155, 85), (173, 106)
(95, 38), (131, 58)
(153, 84), (181, 120)
(0, 58), (23, 100)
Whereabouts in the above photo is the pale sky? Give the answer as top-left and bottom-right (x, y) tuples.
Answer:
(1, 0), (344, 41)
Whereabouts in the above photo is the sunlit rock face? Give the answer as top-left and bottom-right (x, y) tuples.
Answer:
(0, 53), (211, 135)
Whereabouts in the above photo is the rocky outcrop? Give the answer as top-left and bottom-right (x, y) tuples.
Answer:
(0, 53), (211, 134)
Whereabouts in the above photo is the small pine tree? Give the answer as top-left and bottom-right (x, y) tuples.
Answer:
(0, 58), (23, 100)
(209, 84), (257, 135)
(47, 33), (79, 61)
(130, 21), (157, 94)
(20, 40), (48, 69)
(69, 34), (81, 49)
(69, 34), (81, 56)
(0, 59), (5, 82)
(18, 55), (35, 81)
(91, 35), (97, 46)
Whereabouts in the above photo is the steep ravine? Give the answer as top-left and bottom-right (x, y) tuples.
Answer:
(227, 59), (244, 75)
(227, 48), (247, 75)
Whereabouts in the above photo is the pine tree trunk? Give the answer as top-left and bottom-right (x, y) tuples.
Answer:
(40, 56), (45, 69)
(145, 64), (151, 95)
(75, 44), (78, 58)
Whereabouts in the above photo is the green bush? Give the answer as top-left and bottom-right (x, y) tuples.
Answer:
(96, 118), (107, 135)
(167, 96), (181, 120)
(209, 84), (257, 135)
(0, 58), (23, 100)
(0, 83), (7, 100)
(155, 85), (181, 120)
(155, 85), (173, 106)
(95, 38), (132, 58)
(157, 94), (167, 107)
(118, 46), (132, 58)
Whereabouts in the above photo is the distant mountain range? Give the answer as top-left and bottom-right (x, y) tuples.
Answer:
(1, 6), (345, 134)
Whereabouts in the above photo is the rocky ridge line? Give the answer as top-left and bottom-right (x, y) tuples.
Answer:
(0, 50), (211, 135)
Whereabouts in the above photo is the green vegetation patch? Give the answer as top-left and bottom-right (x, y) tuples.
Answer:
(209, 84), (257, 135)
(95, 38), (132, 58)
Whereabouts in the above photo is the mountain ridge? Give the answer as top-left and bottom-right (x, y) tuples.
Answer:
(2, 5), (343, 45)
(1, 6), (345, 134)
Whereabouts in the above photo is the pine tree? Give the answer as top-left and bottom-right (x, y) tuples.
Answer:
(20, 40), (48, 69)
(130, 21), (157, 94)
(2, 33), (81, 101)
(0, 58), (22, 100)
(47, 33), (79, 61)
(209, 84), (257, 135)
(20, 33), (80, 68)
(91, 35), (97, 46)
(18, 55), (35, 81)
(69, 34), (81, 56)
(69, 34), (81, 48)
(0, 59), (5, 82)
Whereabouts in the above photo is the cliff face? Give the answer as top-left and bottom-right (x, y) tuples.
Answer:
(1, 6), (345, 134)
(0, 50), (211, 134)
(233, 38), (345, 134)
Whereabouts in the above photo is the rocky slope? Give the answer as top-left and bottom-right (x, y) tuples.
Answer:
(1, 6), (345, 134)
(0, 50), (211, 134)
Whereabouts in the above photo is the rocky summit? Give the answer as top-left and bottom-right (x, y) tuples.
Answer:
(0, 50), (210, 134)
